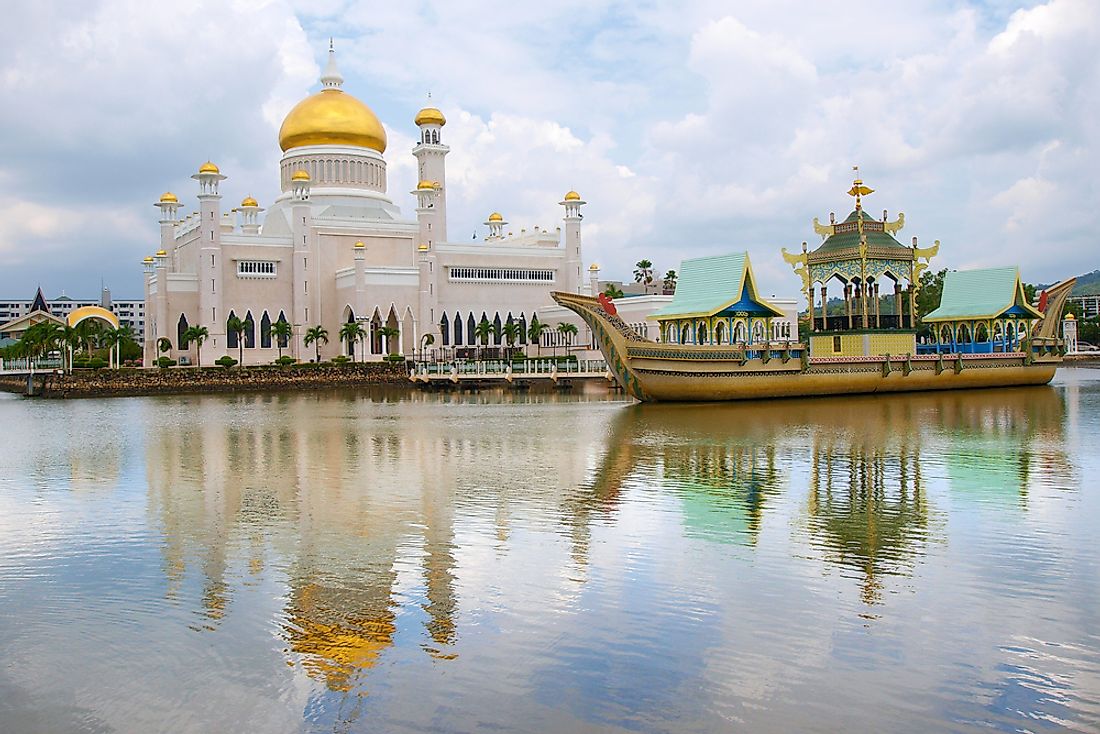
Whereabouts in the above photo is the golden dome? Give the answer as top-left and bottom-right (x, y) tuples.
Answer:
(155, 249), (167, 256)
(240, 195), (259, 208)
(291, 169), (311, 181)
(159, 192), (178, 203)
(415, 107), (446, 127)
(354, 240), (365, 248)
(417, 180), (436, 190)
(1066, 312), (1076, 320)
(488, 212), (503, 222)
(589, 263), (600, 271)
(198, 161), (220, 174)
(143, 256), (155, 263)
(418, 244), (430, 251)
(564, 190), (581, 201)
(279, 88), (387, 153)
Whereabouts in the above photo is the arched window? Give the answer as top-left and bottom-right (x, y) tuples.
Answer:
(519, 314), (527, 345)
(177, 313), (190, 349)
(243, 311), (256, 348)
(492, 313), (502, 345)
(697, 322), (708, 345)
(734, 322), (747, 344)
(454, 312), (463, 345)
(226, 310), (238, 349)
(440, 313), (450, 346)
(752, 321), (765, 344)
(715, 321), (726, 345)
(276, 312), (290, 349)
(467, 314), (476, 345)
(957, 324), (972, 344)
(260, 311), (272, 348)
(679, 323), (689, 344)
(940, 325), (952, 345)
(975, 324), (989, 343)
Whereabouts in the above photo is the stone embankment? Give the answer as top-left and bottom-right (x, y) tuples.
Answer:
(0, 363), (409, 399)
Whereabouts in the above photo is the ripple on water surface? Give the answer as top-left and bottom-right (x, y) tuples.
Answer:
(0, 374), (1098, 733)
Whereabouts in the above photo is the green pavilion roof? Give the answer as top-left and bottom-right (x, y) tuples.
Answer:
(650, 252), (784, 320)
(813, 209), (910, 256)
(923, 267), (1043, 322)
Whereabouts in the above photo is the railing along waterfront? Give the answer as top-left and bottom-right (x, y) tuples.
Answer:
(0, 357), (63, 374)
(411, 358), (610, 381)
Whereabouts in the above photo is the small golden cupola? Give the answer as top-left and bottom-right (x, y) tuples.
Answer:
(278, 42), (387, 153)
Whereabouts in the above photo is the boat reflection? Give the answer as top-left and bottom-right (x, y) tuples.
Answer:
(583, 385), (1068, 604)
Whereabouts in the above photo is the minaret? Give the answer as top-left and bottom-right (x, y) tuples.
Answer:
(154, 192), (181, 266)
(238, 196), (263, 235)
(142, 255), (156, 365)
(289, 169), (312, 360)
(560, 190), (586, 294)
(588, 263), (600, 297)
(193, 161), (226, 351)
(412, 98), (449, 244)
(484, 212), (506, 241)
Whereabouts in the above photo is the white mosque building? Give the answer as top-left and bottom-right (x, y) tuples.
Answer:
(142, 45), (586, 365)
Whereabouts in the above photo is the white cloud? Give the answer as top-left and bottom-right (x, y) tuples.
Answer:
(1, 0), (1098, 297)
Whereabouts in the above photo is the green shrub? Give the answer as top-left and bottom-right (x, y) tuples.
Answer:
(215, 355), (238, 368)
(331, 355), (350, 366)
(87, 357), (109, 370)
(156, 356), (177, 369)
(384, 353), (405, 363)
(274, 355), (297, 366)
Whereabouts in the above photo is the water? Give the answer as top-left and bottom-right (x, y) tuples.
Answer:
(1, 372), (1098, 733)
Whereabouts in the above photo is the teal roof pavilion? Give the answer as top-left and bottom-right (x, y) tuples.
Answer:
(923, 267), (1042, 322)
(650, 252), (784, 320)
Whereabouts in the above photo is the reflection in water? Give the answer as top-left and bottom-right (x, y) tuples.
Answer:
(5, 377), (1088, 732)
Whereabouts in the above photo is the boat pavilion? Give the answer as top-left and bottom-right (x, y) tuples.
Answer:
(648, 252), (786, 345)
(920, 267), (1042, 354)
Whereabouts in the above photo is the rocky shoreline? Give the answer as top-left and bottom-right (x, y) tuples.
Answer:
(0, 362), (410, 399)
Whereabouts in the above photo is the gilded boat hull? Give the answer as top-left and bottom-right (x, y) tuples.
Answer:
(550, 291), (1063, 403)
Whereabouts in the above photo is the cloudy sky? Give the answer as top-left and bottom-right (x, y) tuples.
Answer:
(0, 0), (1096, 298)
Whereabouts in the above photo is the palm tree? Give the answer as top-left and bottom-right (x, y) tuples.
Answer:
(271, 319), (292, 360)
(473, 318), (493, 360)
(603, 283), (624, 299)
(226, 316), (248, 365)
(77, 319), (104, 358)
(183, 325), (209, 367)
(379, 325), (400, 356)
(502, 321), (521, 359)
(420, 333), (435, 360)
(303, 325), (328, 362)
(339, 321), (366, 361)
(102, 323), (136, 368)
(662, 269), (678, 294)
(634, 259), (654, 294)
(527, 316), (548, 357)
(556, 322), (578, 355)
(157, 337), (172, 360)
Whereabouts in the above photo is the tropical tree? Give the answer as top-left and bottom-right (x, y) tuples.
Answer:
(102, 323), (136, 368)
(502, 321), (521, 359)
(271, 319), (293, 360)
(527, 316), (549, 357)
(379, 325), (400, 356)
(339, 321), (366, 362)
(157, 337), (172, 357)
(303, 325), (329, 363)
(556, 322), (579, 355)
(473, 318), (493, 360)
(420, 332), (435, 360)
(634, 259), (654, 294)
(226, 316), (250, 366)
(182, 325), (209, 367)
(77, 319), (104, 357)
(603, 283), (624, 299)
(662, 270), (678, 294)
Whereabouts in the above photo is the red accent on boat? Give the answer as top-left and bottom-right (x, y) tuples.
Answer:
(1038, 290), (1049, 312)
(597, 293), (618, 316)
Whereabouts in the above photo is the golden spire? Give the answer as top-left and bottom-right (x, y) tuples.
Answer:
(847, 166), (874, 210)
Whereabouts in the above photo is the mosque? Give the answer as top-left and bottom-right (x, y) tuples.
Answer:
(142, 45), (586, 365)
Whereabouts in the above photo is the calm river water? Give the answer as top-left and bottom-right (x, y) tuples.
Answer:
(1, 371), (1099, 733)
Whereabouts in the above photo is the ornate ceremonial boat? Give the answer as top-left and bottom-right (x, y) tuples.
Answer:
(551, 176), (1074, 403)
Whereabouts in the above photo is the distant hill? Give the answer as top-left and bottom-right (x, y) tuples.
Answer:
(1038, 269), (1100, 296)
(1071, 270), (1100, 295)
